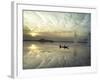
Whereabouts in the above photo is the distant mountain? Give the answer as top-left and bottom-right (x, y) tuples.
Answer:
(37, 38), (54, 42)
(24, 38), (54, 42)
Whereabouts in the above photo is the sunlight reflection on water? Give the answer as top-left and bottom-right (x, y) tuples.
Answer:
(23, 41), (90, 69)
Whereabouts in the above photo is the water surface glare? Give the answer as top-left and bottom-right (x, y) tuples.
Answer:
(23, 41), (90, 69)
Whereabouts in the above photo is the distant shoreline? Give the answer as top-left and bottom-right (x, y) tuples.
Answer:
(23, 39), (88, 43)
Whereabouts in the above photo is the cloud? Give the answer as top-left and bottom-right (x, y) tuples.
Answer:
(23, 10), (91, 39)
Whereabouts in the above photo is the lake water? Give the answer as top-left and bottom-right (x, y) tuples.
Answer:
(23, 41), (90, 69)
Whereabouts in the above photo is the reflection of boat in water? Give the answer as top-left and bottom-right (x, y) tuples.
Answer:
(59, 45), (69, 49)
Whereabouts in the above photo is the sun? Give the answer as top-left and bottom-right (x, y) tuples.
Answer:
(29, 32), (39, 37)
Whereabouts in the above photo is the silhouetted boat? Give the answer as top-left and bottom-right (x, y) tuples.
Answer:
(59, 45), (69, 49)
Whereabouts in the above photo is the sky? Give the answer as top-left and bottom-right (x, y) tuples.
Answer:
(23, 10), (91, 41)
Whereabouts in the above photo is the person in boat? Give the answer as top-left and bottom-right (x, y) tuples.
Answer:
(59, 44), (61, 48)
(59, 44), (69, 49)
(64, 45), (69, 49)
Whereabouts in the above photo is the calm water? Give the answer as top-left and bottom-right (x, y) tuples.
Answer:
(23, 41), (90, 69)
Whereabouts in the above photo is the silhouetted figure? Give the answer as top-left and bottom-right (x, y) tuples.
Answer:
(59, 44), (69, 49)
(59, 45), (61, 48)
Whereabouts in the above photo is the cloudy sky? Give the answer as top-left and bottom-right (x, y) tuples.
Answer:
(23, 10), (91, 41)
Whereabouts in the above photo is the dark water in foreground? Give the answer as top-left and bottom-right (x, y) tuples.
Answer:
(23, 41), (90, 69)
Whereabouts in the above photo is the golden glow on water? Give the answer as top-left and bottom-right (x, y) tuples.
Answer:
(28, 44), (38, 50)
(27, 44), (40, 55)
